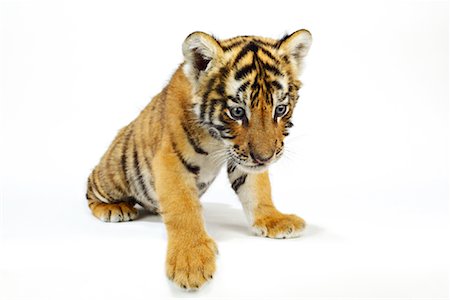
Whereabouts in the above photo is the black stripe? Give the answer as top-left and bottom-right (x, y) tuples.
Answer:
(237, 81), (250, 94)
(250, 82), (261, 107)
(106, 167), (126, 196)
(121, 128), (132, 185)
(232, 175), (247, 192)
(282, 55), (290, 64)
(215, 69), (229, 97)
(254, 39), (278, 48)
(227, 162), (237, 174)
(208, 99), (223, 125)
(133, 197), (147, 208)
(172, 141), (200, 175)
(227, 95), (240, 104)
(143, 155), (156, 190)
(121, 196), (137, 205)
(285, 121), (294, 128)
(262, 63), (282, 76)
(86, 177), (95, 198)
(259, 46), (280, 63)
(220, 134), (236, 139)
(140, 118), (156, 192)
(266, 91), (274, 106)
(234, 41), (259, 65)
(211, 125), (237, 139)
(212, 124), (227, 132)
(276, 34), (290, 48)
(133, 145), (152, 203)
(216, 83), (225, 96)
(91, 170), (111, 200)
(223, 40), (245, 51)
(200, 78), (217, 121)
(271, 80), (283, 90)
(123, 195), (149, 210)
(288, 83), (296, 94)
(200, 97), (209, 122)
(235, 64), (256, 80)
(218, 67), (230, 79)
(182, 123), (208, 155)
(105, 132), (127, 196)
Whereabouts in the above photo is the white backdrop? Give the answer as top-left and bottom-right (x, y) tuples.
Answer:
(1, 0), (448, 299)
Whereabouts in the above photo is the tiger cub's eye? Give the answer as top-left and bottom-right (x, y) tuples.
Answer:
(275, 105), (287, 117)
(230, 107), (245, 120)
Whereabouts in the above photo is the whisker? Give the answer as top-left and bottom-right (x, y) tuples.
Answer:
(208, 148), (229, 167)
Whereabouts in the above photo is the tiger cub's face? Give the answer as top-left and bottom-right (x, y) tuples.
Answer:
(183, 30), (312, 173)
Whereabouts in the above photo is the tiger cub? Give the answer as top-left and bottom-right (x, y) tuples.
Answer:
(86, 30), (312, 290)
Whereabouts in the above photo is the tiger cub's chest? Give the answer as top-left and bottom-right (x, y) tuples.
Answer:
(190, 141), (225, 196)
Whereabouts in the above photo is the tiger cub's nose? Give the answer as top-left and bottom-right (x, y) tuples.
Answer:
(250, 150), (274, 164)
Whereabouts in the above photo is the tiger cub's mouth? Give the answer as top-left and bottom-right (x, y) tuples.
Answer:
(237, 162), (270, 173)
(229, 149), (283, 174)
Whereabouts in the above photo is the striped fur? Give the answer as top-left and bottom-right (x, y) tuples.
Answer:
(87, 30), (312, 290)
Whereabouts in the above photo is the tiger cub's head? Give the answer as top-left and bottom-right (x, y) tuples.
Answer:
(182, 30), (312, 172)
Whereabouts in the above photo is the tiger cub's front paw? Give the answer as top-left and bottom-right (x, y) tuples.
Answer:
(166, 236), (218, 290)
(252, 213), (306, 239)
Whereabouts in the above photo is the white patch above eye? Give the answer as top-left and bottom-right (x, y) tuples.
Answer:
(280, 93), (290, 104)
(272, 90), (290, 117)
(272, 77), (290, 104)
(277, 78), (288, 92)
(227, 79), (243, 96)
(227, 78), (252, 123)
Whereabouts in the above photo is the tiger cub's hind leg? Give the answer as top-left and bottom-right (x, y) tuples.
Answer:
(88, 198), (139, 222)
(86, 177), (138, 222)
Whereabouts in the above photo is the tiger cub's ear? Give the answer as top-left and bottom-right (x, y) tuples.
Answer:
(279, 29), (312, 74)
(182, 32), (223, 83)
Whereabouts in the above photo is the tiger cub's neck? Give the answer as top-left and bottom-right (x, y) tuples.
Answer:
(154, 66), (227, 194)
